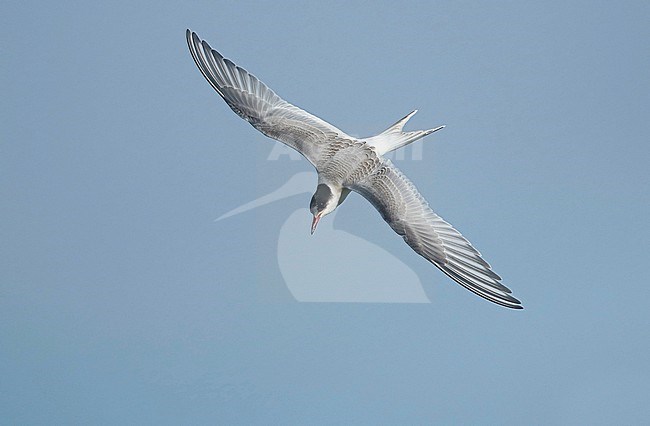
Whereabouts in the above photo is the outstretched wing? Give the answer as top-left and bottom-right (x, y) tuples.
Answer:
(186, 30), (351, 166)
(351, 160), (522, 309)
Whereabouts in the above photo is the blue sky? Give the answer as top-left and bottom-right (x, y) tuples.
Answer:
(2, 1), (649, 424)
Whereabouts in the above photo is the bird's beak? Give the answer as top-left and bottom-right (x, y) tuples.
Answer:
(310, 213), (322, 235)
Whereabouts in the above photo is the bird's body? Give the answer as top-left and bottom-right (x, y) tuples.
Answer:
(186, 30), (522, 309)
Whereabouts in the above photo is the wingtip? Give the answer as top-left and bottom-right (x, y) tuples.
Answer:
(506, 295), (524, 309)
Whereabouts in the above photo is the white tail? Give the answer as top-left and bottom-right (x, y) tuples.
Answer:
(363, 110), (444, 155)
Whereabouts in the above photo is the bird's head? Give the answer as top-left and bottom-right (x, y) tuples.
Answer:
(309, 183), (340, 234)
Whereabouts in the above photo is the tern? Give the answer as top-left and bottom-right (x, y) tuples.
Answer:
(186, 30), (522, 309)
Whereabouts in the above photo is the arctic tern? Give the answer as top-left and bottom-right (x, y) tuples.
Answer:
(186, 30), (522, 309)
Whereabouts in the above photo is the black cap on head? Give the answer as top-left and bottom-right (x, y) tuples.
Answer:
(310, 184), (333, 213)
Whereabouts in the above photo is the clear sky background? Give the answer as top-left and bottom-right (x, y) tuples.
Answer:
(2, 1), (649, 424)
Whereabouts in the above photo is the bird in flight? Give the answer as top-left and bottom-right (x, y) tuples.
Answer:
(186, 30), (522, 309)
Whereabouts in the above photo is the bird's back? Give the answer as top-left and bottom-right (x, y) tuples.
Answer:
(316, 139), (383, 187)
